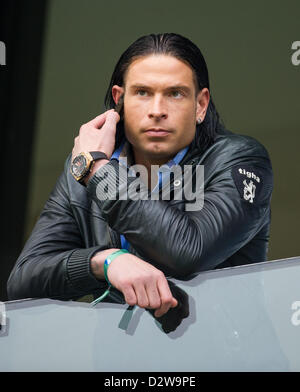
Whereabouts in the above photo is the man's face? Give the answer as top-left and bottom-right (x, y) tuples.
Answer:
(118, 55), (204, 163)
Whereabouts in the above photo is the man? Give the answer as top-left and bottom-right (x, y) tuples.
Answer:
(7, 33), (273, 318)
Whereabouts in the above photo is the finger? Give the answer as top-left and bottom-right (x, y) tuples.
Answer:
(145, 281), (161, 309)
(103, 110), (120, 128)
(154, 279), (177, 318)
(171, 297), (178, 308)
(154, 301), (173, 318)
(122, 284), (137, 307)
(88, 109), (114, 129)
(134, 282), (150, 308)
(154, 298), (178, 318)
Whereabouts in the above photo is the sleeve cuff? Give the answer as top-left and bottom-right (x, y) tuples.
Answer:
(66, 246), (107, 291)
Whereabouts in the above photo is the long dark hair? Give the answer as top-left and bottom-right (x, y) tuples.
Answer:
(104, 33), (224, 153)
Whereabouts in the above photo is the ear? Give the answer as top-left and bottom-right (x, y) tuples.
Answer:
(112, 85), (125, 105)
(196, 88), (210, 121)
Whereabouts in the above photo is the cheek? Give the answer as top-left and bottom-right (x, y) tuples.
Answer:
(178, 109), (196, 131)
(172, 100), (196, 120)
(123, 108), (141, 143)
(178, 113), (197, 142)
(124, 102), (144, 127)
(125, 96), (146, 113)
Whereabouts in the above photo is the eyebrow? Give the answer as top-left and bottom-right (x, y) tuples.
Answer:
(129, 83), (192, 93)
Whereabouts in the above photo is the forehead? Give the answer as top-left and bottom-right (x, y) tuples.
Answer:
(124, 54), (195, 89)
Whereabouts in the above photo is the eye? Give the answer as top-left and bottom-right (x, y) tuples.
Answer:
(170, 90), (183, 98)
(136, 89), (148, 96)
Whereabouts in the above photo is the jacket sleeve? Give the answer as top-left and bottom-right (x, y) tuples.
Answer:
(86, 136), (273, 279)
(7, 160), (107, 301)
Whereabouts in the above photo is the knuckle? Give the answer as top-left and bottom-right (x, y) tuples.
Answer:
(150, 300), (161, 309)
(122, 289), (136, 306)
(156, 270), (165, 279)
(161, 294), (173, 305)
(138, 300), (149, 308)
(126, 297), (137, 306)
(119, 279), (132, 290)
(136, 274), (150, 285)
(79, 124), (87, 132)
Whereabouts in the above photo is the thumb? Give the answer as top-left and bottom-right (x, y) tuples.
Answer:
(171, 297), (178, 308)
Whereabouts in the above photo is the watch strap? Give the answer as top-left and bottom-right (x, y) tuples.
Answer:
(89, 151), (108, 161)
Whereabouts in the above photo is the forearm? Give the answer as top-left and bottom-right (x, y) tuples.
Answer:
(7, 246), (107, 300)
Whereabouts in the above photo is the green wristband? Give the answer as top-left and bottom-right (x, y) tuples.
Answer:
(104, 249), (129, 286)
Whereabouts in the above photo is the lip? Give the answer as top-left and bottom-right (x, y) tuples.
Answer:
(144, 128), (172, 137)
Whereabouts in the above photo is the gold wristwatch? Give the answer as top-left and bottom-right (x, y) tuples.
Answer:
(70, 151), (108, 183)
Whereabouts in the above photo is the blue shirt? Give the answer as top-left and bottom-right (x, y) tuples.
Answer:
(111, 140), (189, 251)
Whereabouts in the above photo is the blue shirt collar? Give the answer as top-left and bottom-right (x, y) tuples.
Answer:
(111, 140), (189, 168)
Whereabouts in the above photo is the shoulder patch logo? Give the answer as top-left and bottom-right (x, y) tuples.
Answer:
(231, 165), (263, 205)
(243, 179), (256, 203)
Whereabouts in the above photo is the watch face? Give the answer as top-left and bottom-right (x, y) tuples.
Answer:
(71, 155), (88, 177)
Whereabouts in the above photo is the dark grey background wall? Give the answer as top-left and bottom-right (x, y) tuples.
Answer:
(25, 0), (300, 261)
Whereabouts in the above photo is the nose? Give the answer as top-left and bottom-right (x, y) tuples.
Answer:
(148, 95), (168, 120)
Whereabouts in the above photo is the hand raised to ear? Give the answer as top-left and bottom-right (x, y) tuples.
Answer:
(72, 109), (120, 162)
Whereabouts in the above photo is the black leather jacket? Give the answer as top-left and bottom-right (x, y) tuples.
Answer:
(7, 125), (273, 300)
